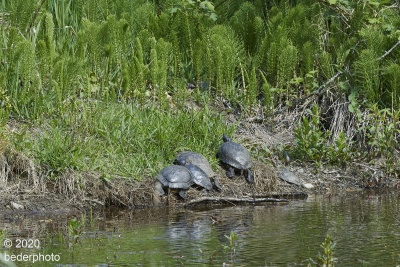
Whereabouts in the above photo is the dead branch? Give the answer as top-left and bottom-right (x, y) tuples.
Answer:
(184, 197), (289, 208)
(271, 38), (400, 118)
(26, 0), (46, 34)
(252, 191), (308, 199)
(376, 40), (400, 61)
(318, 0), (351, 28)
(273, 70), (343, 116)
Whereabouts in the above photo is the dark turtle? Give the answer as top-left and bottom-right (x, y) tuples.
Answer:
(156, 165), (193, 199)
(186, 163), (213, 191)
(176, 151), (222, 191)
(217, 134), (253, 183)
(176, 151), (215, 177)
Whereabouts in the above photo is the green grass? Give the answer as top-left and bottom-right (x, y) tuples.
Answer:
(11, 101), (234, 180)
(1, 0), (399, 180)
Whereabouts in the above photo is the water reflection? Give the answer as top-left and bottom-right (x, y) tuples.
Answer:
(1, 192), (399, 266)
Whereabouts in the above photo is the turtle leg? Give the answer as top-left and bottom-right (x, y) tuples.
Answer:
(226, 167), (235, 178)
(154, 181), (165, 196)
(245, 169), (254, 183)
(212, 177), (223, 191)
(178, 189), (187, 200)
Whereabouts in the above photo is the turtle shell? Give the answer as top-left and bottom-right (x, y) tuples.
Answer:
(185, 164), (213, 191)
(277, 168), (302, 186)
(157, 165), (193, 189)
(176, 151), (215, 177)
(217, 141), (252, 170)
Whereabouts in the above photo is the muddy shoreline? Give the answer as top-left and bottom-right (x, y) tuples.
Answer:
(1, 141), (398, 218)
(1, 111), (399, 217)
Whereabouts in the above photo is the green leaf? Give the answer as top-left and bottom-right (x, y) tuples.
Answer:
(209, 13), (217, 21)
(169, 7), (178, 14)
(200, 1), (215, 11)
(328, 0), (337, 4)
(368, 18), (380, 24)
(348, 104), (354, 113)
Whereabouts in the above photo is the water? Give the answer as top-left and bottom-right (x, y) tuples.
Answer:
(1, 192), (400, 266)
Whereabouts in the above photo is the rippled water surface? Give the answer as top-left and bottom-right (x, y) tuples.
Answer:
(1, 192), (400, 266)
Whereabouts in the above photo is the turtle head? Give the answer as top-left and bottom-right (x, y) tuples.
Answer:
(222, 134), (231, 143)
(176, 157), (186, 166)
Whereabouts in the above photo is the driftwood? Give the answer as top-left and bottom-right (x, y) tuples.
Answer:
(184, 196), (289, 208)
(253, 192), (308, 199)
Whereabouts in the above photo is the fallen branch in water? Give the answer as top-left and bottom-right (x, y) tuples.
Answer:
(253, 191), (308, 199)
(184, 197), (289, 207)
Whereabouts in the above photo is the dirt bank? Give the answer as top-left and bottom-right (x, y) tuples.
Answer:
(1, 110), (399, 217)
(0, 143), (398, 218)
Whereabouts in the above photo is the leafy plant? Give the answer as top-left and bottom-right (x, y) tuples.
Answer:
(223, 231), (239, 261)
(328, 132), (354, 167)
(316, 235), (336, 267)
(67, 214), (86, 241)
(293, 105), (328, 163)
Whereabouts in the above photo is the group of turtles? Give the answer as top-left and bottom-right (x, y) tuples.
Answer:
(155, 134), (253, 200)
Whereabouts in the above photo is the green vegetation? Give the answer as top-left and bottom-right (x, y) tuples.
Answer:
(316, 235), (336, 267)
(0, 0), (399, 181)
(10, 101), (233, 179)
(223, 231), (239, 261)
(68, 215), (86, 241)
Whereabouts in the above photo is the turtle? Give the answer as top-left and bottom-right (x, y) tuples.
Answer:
(277, 167), (314, 189)
(176, 157), (213, 191)
(155, 165), (193, 199)
(176, 151), (222, 191)
(277, 168), (302, 186)
(185, 163), (214, 191)
(216, 134), (253, 183)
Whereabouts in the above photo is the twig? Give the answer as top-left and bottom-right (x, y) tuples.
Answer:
(272, 38), (400, 117)
(184, 197), (289, 207)
(215, 0), (229, 10)
(376, 40), (400, 61)
(318, 0), (351, 28)
(26, 0), (46, 34)
(252, 192), (309, 199)
(83, 198), (105, 206)
(273, 71), (343, 116)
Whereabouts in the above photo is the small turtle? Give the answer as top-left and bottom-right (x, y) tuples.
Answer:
(176, 151), (222, 191)
(186, 163), (214, 191)
(176, 157), (213, 191)
(277, 168), (302, 186)
(217, 134), (253, 183)
(176, 151), (215, 177)
(277, 168), (314, 189)
(155, 165), (193, 199)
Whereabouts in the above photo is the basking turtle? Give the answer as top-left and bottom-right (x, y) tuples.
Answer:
(185, 163), (213, 191)
(217, 134), (253, 183)
(155, 165), (193, 199)
(176, 151), (222, 191)
(277, 168), (314, 189)
(176, 151), (215, 177)
(277, 168), (302, 186)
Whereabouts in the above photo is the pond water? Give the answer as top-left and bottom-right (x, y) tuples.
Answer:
(1, 192), (400, 266)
